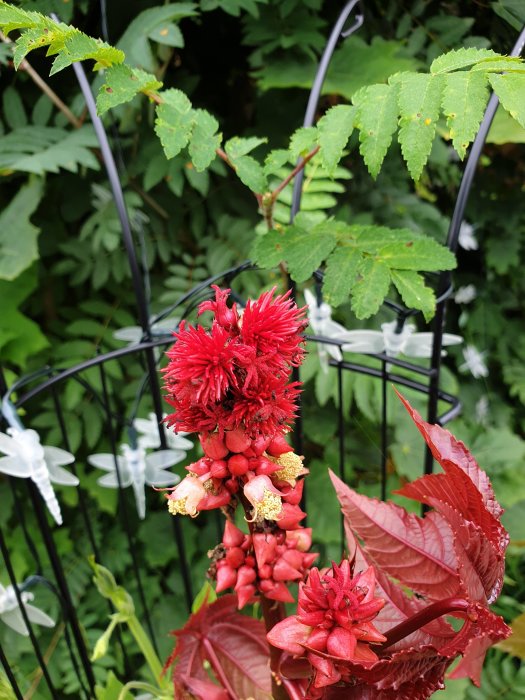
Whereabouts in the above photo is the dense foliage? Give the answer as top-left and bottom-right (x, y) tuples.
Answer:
(1, 0), (525, 698)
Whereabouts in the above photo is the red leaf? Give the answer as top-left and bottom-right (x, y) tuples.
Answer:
(394, 390), (503, 519)
(331, 471), (461, 600)
(168, 594), (272, 700)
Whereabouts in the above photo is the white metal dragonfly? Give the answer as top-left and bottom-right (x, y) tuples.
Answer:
(0, 583), (55, 636)
(305, 289), (463, 370)
(133, 412), (194, 452)
(88, 444), (184, 519)
(113, 316), (180, 345)
(0, 427), (78, 526)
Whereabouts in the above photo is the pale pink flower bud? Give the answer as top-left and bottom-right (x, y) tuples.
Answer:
(243, 475), (283, 521)
(167, 476), (206, 517)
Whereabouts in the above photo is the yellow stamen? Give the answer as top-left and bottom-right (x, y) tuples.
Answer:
(269, 451), (304, 484)
(257, 489), (282, 520)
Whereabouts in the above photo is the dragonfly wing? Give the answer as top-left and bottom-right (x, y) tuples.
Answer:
(113, 326), (142, 342)
(25, 603), (55, 628)
(1, 608), (29, 636)
(403, 334), (433, 358)
(341, 331), (385, 354)
(0, 433), (17, 457)
(88, 454), (121, 472)
(442, 333), (463, 347)
(97, 471), (132, 488)
(47, 463), (79, 486)
(146, 450), (185, 470)
(0, 456), (32, 478)
(146, 469), (181, 487)
(167, 433), (193, 451)
(43, 446), (74, 466)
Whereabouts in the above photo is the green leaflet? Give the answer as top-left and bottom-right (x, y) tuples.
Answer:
(430, 47), (498, 74)
(224, 136), (267, 159)
(0, 178), (43, 280)
(97, 65), (162, 115)
(397, 73), (444, 181)
(489, 73), (525, 129)
(289, 126), (318, 159)
(188, 110), (221, 171)
(442, 71), (489, 159)
(351, 258), (391, 319)
(323, 246), (361, 307)
(316, 105), (355, 176)
(353, 83), (399, 179)
(154, 89), (194, 159)
(390, 269), (436, 321)
(377, 238), (456, 271)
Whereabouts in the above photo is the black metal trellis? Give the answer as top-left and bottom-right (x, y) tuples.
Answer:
(1, 4), (524, 697)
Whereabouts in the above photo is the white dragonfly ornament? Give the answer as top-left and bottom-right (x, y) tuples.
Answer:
(133, 412), (194, 452)
(88, 444), (183, 519)
(0, 583), (55, 636)
(113, 316), (179, 345)
(305, 289), (463, 368)
(0, 427), (78, 526)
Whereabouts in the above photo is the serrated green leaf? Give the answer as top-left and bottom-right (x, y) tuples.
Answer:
(354, 83), (398, 178)
(50, 32), (124, 75)
(351, 257), (391, 319)
(0, 178), (43, 280)
(284, 222), (338, 283)
(430, 47), (498, 74)
(148, 22), (184, 48)
(224, 136), (267, 159)
(12, 25), (63, 69)
(489, 73), (525, 129)
(397, 73), (443, 180)
(289, 126), (318, 159)
(264, 149), (290, 176)
(231, 155), (267, 192)
(323, 246), (362, 307)
(188, 109), (220, 171)
(390, 269), (435, 320)
(96, 65), (162, 115)
(378, 238), (456, 271)
(154, 88), (194, 159)
(317, 105), (355, 176)
(442, 71), (489, 159)
(470, 57), (525, 73)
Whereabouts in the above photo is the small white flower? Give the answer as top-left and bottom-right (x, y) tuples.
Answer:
(88, 443), (183, 519)
(475, 396), (490, 425)
(459, 345), (488, 379)
(0, 427), (78, 525)
(454, 284), (477, 305)
(458, 222), (479, 251)
(133, 413), (193, 452)
(0, 583), (55, 636)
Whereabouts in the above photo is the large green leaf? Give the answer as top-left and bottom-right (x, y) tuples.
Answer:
(97, 65), (162, 115)
(316, 105), (355, 176)
(353, 83), (399, 179)
(0, 178), (43, 280)
(442, 71), (489, 158)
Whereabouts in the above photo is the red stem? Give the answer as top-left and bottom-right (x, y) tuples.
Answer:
(380, 597), (471, 651)
(271, 145), (320, 202)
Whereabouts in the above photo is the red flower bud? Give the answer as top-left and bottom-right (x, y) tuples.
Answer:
(215, 562), (237, 592)
(306, 627), (329, 652)
(286, 527), (313, 552)
(225, 428), (252, 453)
(200, 432), (228, 460)
(252, 532), (277, 568)
(277, 503), (307, 530)
(236, 584), (256, 609)
(228, 454), (250, 476)
(210, 460), (228, 478)
(223, 520), (245, 548)
(236, 565), (256, 587)
(258, 564), (273, 579)
(254, 456), (282, 477)
(273, 558), (303, 581)
(259, 580), (295, 603)
(280, 479), (304, 505)
(226, 546), (245, 569)
(224, 478), (239, 494)
(251, 434), (272, 456)
(267, 433), (293, 457)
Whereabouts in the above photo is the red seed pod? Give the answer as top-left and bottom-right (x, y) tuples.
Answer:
(277, 503), (307, 530)
(259, 579), (295, 603)
(236, 565), (257, 587)
(302, 552), (319, 569)
(286, 527), (313, 552)
(228, 454), (250, 476)
(236, 584), (256, 609)
(225, 546), (245, 569)
(187, 458), (212, 476)
(200, 432), (228, 460)
(225, 428), (252, 453)
(280, 478), (304, 505)
(258, 564), (273, 579)
(224, 477), (239, 494)
(251, 434), (272, 456)
(252, 532), (277, 568)
(223, 520), (245, 548)
(254, 456), (282, 477)
(273, 558), (303, 581)
(281, 548), (304, 569)
(210, 460), (228, 479)
(215, 562), (237, 592)
(267, 433), (293, 457)
(244, 555), (255, 568)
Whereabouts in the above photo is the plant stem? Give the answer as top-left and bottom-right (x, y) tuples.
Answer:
(380, 597), (471, 651)
(271, 145), (320, 202)
(127, 615), (165, 685)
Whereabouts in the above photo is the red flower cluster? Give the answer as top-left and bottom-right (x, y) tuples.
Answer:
(268, 558), (386, 692)
(164, 286), (306, 438)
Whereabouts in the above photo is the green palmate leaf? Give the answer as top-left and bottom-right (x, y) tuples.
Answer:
(154, 89), (194, 158)
(351, 257), (390, 319)
(430, 47), (499, 74)
(224, 136), (267, 159)
(489, 73), (525, 129)
(397, 72), (443, 180)
(378, 237), (456, 271)
(442, 71), (489, 159)
(323, 245), (361, 307)
(390, 269), (436, 320)
(316, 105), (355, 176)
(353, 83), (399, 179)
(188, 110), (221, 171)
(289, 126), (318, 159)
(0, 178), (43, 280)
(97, 65), (162, 115)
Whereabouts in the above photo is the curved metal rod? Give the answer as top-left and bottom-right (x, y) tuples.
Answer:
(290, 0), (364, 220)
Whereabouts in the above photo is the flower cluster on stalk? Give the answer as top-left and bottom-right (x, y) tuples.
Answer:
(163, 286), (318, 606)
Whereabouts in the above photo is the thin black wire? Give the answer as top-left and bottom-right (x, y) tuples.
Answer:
(337, 363), (346, 549)
(0, 642), (23, 700)
(380, 360), (388, 501)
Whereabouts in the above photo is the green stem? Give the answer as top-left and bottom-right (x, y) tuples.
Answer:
(127, 615), (165, 685)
